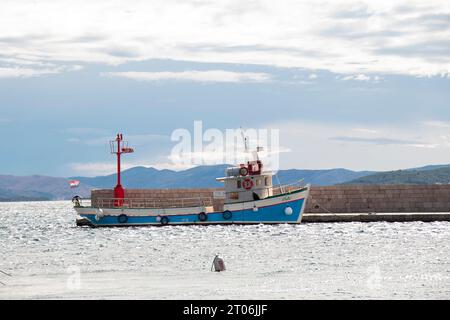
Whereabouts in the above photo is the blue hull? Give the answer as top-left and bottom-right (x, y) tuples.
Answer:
(78, 197), (306, 227)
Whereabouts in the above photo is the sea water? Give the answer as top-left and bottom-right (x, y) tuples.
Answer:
(0, 201), (449, 299)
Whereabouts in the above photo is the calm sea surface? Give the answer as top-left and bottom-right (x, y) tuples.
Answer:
(0, 201), (449, 299)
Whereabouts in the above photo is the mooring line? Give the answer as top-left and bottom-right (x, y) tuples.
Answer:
(313, 202), (339, 216)
(313, 202), (376, 216)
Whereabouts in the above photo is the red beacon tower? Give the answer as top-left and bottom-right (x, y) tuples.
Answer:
(110, 133), (134, 207)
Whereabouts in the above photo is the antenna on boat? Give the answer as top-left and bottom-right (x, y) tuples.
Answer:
(240, 127), (262, 161)
(254, 146), (263, 161)
(240, 127), (249, 153)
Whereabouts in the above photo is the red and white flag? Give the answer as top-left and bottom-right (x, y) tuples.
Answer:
(69, 180), (80, 188)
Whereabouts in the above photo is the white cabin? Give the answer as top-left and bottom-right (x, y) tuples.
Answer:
(216, 160), (274, 204)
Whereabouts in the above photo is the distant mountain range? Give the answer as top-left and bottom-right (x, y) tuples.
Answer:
(341, 166), (450, 185)
(72, 165), (373, 189)
(0, 175), (91, 201)
(1, 164), (450, 201)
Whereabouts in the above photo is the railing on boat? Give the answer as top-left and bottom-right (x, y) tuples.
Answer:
(92, 196), (215, 209)
(273, 179), (306, 195)
(77, 180), (307, 209)
(226, 184), (306, 198)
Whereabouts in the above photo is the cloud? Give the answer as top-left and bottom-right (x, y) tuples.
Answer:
(0, 67), (60, 78)
(395, 13), (450, 32)
(68, 160), (194, 176)
(148, 162), (195, 171)
(183, 43), (333, 59)
(352, 128), (378, 134)
(332, 4), (373, 20)
(69, 162), (133, 176)
(375, 40), (450, 59)
(103, 47), (141, 58)
(263, 120), (450, 171)
(101, 70), (271, 83)
(320, 26), (406, 41)
(0, 65), (83, 78)
(77, 134), (169, 146)
(169, 147), (290, 163)
(0, 0), (449, 77)
(66, 138), (81, 143)
(330, 136), (429, 146)
(66, 126), (438, 176)
(64, 127), (110, 136)
(423, 120), (450, 129)
(340, 74), (371, 81)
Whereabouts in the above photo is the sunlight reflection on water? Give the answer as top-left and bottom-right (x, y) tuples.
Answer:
(0, 201), (449, 299)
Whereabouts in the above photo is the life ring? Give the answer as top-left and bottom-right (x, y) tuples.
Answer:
(160, 216), (169, 225)
(198, 212), (208, 222)
(239, 167), (248, 176)
(223, 210), (232, 220)
(117, 214), (128, 223)
(242, 178), (253, 190)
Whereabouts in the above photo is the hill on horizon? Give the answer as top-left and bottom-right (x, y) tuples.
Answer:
(0, 174), (91, 201)
(72, 165), (374, 189)
(343, 165), (450, 185)
(2, 163), (450, 201)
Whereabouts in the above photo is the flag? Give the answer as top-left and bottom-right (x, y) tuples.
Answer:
(69, 180), (80, 188)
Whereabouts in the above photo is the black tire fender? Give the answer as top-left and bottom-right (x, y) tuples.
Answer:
(222, 210), (232, 220)
(198, 212), (208, 222)
(118, 214), (128, 223)
(160, 216), (169, 225)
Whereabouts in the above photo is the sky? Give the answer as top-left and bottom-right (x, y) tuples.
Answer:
(0, 0), (450, 177)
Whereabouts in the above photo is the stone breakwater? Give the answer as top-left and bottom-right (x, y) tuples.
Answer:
(89, 185), (450, 222)
(306, 184), (450, 213)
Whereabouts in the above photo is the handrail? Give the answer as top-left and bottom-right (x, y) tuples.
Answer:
(92, 196), (214, 209)
(273, 179), (306, 194)
(223, 180), (306, 196)
(88, 181), (307, 209)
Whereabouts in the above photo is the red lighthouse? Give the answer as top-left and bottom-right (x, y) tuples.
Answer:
(110, 133), (134, 206)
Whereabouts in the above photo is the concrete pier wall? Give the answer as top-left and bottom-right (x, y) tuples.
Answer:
(306, 185), (450, 213)
(91, 184), (450, 213)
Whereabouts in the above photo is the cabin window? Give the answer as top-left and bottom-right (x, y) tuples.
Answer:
(237, 180), (242, 189)
(229, 192), (239, 200)
(265, 177), (269, 186)
(256, 179), (262, 186)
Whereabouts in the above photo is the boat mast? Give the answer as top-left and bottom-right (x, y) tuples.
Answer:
(117, 134), (122, 187)
(111, 133), (133, 206)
